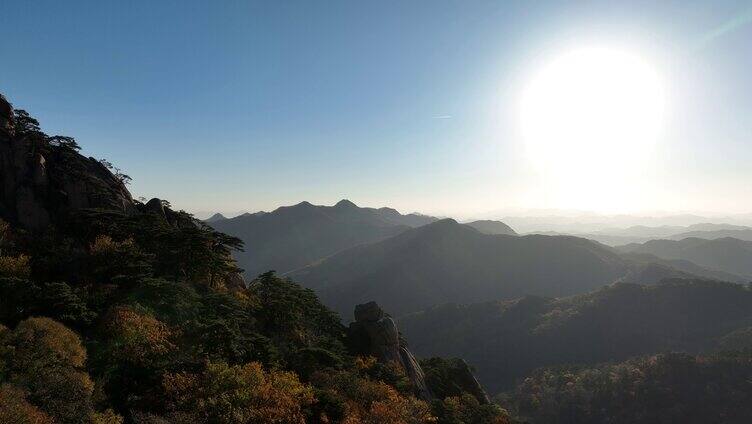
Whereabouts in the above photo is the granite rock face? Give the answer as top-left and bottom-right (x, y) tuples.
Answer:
(0, 94), (135, 231)
(444, 358), (492, 404)
(349, 301), (433, 401)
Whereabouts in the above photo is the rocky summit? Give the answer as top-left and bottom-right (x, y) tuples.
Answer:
(0, 94), (134, 231)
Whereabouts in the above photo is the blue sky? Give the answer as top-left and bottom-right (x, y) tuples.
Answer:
(2, 1), (751, 218)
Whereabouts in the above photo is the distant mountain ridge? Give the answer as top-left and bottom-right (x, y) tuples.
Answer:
(527, 222), (752, 246)
(668, 228), (752, 241)
(289, 218), (637, 317)
(619, 252), (748, 283)
(464, 220), (517, 235)
(209, 199), (438, 278)
(501, 214), (752, 235)
(617, 237), (752, 279)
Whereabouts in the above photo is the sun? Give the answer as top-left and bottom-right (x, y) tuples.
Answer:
(519, 47), (666, 210)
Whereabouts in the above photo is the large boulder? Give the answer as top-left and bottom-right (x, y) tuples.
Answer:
(349, 301), (432, 401)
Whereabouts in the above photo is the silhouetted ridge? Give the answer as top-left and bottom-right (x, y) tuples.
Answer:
(334, 199), (358, 209)
(210, 199), (439, 277)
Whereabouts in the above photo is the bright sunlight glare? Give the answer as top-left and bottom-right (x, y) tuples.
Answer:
(519, 47), (666, 211)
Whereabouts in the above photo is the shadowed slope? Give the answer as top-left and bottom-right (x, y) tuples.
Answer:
(290, 219), (631, 317)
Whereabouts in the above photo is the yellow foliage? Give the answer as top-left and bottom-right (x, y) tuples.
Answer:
(345, 392), (435, 424)
(354, 356), (378, 371)
(106, 306), (176, 364)
(26, 367), (96, 423)
(89, 235), (135, 255)
(440, 394), (511, 424)
(0, 254), (31, 279)
(163, 361), (315, 424)
(0, 384), (54, 424)
(90, 409), (125, 424)
(2, 318), (102, 424)
(10, 317), (87, 369)
(312, 370), (435, 424)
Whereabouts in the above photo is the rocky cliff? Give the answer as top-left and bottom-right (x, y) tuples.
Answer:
(0, 93), (245, 289)
(0, 94), (135, 231)
(344, 301), (492, 408)
(347, 301), (434, 400)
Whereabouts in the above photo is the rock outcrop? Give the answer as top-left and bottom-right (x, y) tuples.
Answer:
(348, 301), (433, 401)
(446, 359), (491, 404)
(421, 357), (491, 404)
(0, 94), (135, 231)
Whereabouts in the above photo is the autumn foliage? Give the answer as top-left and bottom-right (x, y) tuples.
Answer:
(0, 317), (122, 423)
(104, 306), (177, 365)
(162, 361), (314, 423)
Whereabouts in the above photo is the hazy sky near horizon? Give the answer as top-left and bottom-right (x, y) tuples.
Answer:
(2, 1), (751, 218)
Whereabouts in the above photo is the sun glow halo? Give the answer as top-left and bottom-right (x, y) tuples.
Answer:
(521, 47), (665, 176)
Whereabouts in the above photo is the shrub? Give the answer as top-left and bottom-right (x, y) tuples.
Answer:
(104, 306), (177, 366)
(2, 318), (99, 424)
(162, 361), (315, 424)
(0, 254), (31, 279)
(433, 394), (510, 424)
(0, 384), (54, 424)
(311, 369), (434, 424)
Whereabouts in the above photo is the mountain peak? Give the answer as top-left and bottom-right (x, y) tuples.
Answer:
(429, 218), (459, 226)
(335, 199), (358, 208)
(205, 213), (227, 223)
(465, 219), (517, 236)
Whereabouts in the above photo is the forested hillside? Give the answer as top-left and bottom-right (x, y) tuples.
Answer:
(0, 94), (507, 423)
(291, 219), (632, 317)
(399, 279), (752, 393)
(502, 351), (752, 424)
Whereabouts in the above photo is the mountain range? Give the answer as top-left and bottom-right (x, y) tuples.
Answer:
(206, 201), (752, 320)
(535, 223), (752, 246)
(289, 219), (636, 317)
(209, 199), (436, 278)
(667, 228), (752, 241)
(617, 237), (752, 279)
(6, 91), (752, 423)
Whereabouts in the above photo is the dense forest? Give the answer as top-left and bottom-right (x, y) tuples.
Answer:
(400, 279), (752, 392)
(0, 95), (508, 423)
(502, 351), (752, 424)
